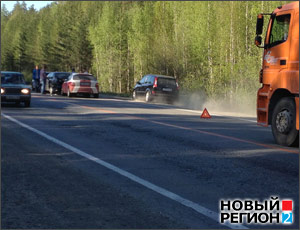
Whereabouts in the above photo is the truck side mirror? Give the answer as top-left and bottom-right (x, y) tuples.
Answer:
(256, 14), (264, 35)
(255, 36), (262, 47)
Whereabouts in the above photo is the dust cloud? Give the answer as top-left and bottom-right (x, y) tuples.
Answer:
(175, 91), (256, 117)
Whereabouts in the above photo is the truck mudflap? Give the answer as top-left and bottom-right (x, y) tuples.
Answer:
(295, 97), (299, 130)
(257, 85), (270, 126)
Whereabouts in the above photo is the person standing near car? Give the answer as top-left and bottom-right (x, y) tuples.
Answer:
(32, 65), (40, 92)
(40, 65), (47, 94)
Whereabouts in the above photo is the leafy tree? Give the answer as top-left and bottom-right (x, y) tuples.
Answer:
(1, 0), (293, 103)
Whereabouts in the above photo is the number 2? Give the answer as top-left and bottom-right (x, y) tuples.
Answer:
(283, 213), (291, 223)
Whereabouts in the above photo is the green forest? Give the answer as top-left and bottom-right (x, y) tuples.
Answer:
(1, 1), (293, 103)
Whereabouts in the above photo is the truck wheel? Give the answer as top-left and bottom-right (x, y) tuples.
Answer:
(271, 97), (299, 146)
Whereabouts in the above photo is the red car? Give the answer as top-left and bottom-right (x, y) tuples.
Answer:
(61, 73), (99, 98)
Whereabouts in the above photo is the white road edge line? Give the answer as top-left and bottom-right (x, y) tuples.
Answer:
(2, 113), (248, 230)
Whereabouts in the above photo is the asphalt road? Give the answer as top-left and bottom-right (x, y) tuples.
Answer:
(1, 93), (299, 229)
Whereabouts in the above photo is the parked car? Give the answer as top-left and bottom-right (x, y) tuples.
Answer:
(61, 73), (99, 98)
(1, 71), (31, 107)
(45, 72), (71, 95)
(133, 74), (179, 103)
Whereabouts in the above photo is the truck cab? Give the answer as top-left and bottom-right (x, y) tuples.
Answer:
(255, 2), (299, 146)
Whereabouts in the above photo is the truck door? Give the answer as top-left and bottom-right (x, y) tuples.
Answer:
(264, 12), (292, 74)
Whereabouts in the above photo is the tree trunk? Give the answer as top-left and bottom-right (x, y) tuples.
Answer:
(230, 1), (234, 102)
(95, 51), (100, 80)
(207, 2), (213, 81)
(245, 2), (248, 55)
(127, 41), (130, 93)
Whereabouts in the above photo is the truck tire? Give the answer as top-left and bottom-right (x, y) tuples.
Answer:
(271, 97), (299, 146)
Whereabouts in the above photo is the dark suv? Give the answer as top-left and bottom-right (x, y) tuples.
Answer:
(45, 72), (71, 95)
(1, 71), (31, 107)
(133, 74), (179, 103)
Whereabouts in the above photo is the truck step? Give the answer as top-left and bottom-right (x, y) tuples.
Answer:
(258, 92), (268, 97)
(257, 108), (267, 112)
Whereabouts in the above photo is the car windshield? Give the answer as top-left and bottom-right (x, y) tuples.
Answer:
(73, 75), (96, 81)
(1, 73), (25, 84)
(158, 78), (176, 86)
(56, 73), (70, 79)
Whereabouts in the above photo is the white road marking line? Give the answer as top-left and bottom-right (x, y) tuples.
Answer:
(2, 112), (247, 229)
(175, 108), (203, 114)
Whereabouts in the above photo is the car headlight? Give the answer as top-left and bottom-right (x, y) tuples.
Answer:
(1, 88), (4, 94)
(21, 88), (30, 94)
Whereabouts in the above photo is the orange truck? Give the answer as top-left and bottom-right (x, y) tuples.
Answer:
(255, 1), (299, 146)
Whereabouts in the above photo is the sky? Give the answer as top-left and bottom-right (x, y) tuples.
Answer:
(1, 1), (54, 12)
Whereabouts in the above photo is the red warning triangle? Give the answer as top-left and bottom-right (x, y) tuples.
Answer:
(200, 108), (211, 119)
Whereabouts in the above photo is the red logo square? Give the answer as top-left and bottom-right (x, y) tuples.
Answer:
(282, 200), (293, 211)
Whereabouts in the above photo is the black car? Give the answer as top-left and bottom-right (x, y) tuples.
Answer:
(1, 71), (31, 107)
(45, 72), (71, 95)
(133, 74), (179, 103)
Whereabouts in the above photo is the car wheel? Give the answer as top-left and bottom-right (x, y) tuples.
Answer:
(132, 90), (137, 100)
(94, 93), (99, 98)
(145, 91), (152, 103)
(271, 97), (299, 146)
(61, 89), (65, 96)
(24, 101), (31, 107)
(67, 89), (73, 97)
